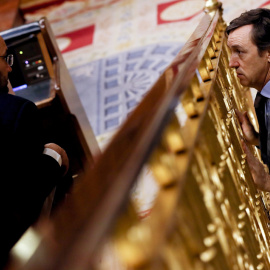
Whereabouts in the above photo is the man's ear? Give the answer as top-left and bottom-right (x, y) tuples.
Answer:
(267, 49), (270, 62)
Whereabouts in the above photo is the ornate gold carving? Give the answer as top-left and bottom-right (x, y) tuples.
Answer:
(108, 4), (270, 269)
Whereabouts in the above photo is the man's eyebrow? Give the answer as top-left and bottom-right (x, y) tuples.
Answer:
(228, 44), (244, 50)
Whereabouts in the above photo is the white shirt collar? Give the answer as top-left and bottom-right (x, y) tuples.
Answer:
(260, 80), (270, 98)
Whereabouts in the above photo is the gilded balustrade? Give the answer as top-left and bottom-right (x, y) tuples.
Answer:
(103, 4), (270, 270)
(6, 1), (270, 269)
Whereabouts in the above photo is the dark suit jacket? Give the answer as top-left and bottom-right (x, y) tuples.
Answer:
(0, 93), (61, 261)
(254, 93), (270, 170)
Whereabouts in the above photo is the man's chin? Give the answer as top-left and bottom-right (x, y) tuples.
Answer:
(238, 78), (249, 87)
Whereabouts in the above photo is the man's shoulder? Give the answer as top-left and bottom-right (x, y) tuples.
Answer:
(0, 93), (37, 121)
(0, 93), (32, 102)
(0, 93), (36, 107)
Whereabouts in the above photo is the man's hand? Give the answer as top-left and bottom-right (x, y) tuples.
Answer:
(44, 143), (69, 176)
(241, 140), (270, 191)
(235, 109), (259, 145)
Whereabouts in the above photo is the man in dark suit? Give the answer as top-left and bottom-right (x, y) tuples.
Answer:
(226, 8), (270, 192)
(0, 35), (69, 263)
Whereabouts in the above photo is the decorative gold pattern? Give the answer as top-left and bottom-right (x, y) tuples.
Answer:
(103, 2), (270, 269)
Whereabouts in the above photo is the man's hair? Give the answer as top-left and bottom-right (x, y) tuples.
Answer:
(226, 8), (270, 54)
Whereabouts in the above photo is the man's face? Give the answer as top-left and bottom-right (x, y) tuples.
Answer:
(0, 36), (12, 93)
(227, 24), (270, 91)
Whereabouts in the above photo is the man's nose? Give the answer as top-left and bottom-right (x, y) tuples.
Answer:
(229, 55), (239, 68)
(7, 64), (12, 72)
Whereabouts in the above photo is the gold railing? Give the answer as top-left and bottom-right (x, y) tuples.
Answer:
(5, 1), (270, 269)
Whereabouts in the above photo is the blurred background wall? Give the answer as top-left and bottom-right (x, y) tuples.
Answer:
(3, 0), (269, 145)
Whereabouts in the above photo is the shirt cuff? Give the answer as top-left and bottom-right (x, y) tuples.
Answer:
(43, 148), (62, 167)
